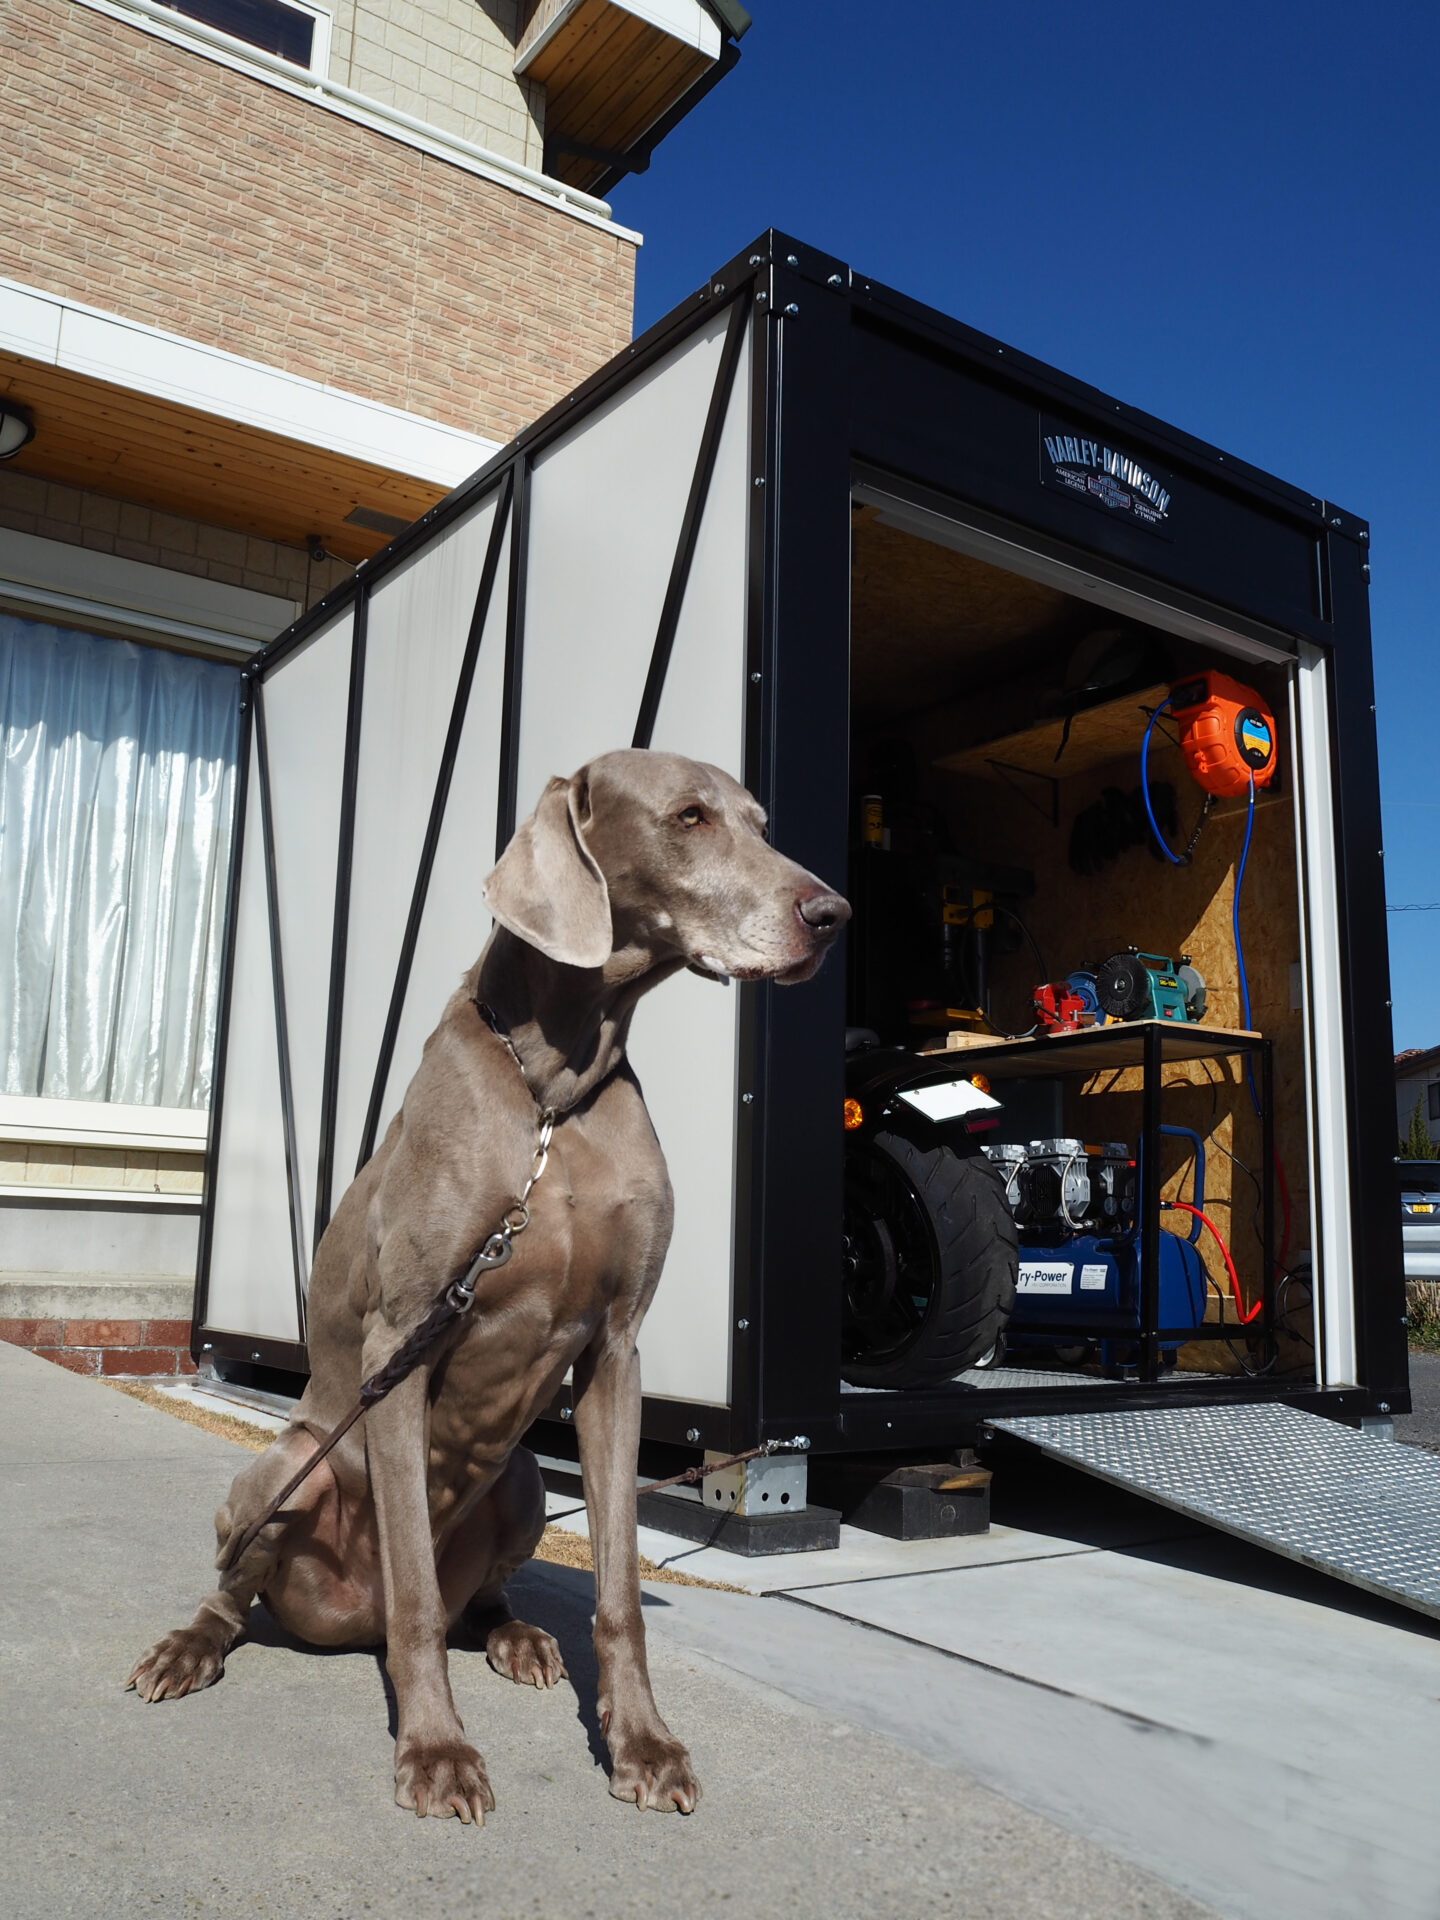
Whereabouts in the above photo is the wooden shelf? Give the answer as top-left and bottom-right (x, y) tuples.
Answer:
(916, 1020), (1263, 1080)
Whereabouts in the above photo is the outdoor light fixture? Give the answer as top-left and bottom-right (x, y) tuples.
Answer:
(0, 402), (35, 460)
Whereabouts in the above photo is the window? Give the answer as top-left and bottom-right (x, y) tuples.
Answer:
(157, 0), (320, 69)
(0, 614), (238, 1109)
(1428, 1083), (1440, 1124)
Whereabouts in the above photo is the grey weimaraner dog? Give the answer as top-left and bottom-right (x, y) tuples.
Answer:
(129, 749), (848, 1823)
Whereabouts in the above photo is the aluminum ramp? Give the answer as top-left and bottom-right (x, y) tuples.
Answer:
(989, 1403), (1440, 1622)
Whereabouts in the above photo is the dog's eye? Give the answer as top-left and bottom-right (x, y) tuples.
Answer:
(678, 806), (705, 829)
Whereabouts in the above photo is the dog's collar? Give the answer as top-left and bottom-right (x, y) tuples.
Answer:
(477, 999), (533, 1097)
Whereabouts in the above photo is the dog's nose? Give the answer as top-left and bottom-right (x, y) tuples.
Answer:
(796, 889), (851, 936)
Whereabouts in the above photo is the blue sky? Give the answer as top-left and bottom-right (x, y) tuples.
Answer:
(609, 1), (1440, 1051)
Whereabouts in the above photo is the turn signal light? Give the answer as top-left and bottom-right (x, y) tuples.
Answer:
(970, 1074), (990, 1094)
(843, 1097), (864, 1131)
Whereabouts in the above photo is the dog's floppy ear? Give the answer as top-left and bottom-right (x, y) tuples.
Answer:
(483, 772), (612, 968)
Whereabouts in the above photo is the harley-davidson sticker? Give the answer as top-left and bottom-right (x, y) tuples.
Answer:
(1040, 415), (1173, 537)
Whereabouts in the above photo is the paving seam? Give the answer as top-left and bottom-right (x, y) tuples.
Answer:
(762, 1530), (1201, 1596)
(773, 1590), (1215, 1744)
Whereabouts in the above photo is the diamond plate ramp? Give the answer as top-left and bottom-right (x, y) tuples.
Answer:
(990, 1403), (1440, 1621)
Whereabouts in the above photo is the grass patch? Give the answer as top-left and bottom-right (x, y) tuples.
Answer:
(533, 1523), (744, 1593)
(104, 1379), (272, 1451)
(1407, 1281), (1440, 1354)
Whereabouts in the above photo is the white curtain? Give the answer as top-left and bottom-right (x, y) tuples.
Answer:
(0, 614), (239, 1109)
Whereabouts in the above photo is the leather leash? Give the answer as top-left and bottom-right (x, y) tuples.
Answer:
(221, 1098), (556, 1573)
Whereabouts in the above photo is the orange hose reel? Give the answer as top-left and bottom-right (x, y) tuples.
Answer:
(1168, 671), (1277, 798)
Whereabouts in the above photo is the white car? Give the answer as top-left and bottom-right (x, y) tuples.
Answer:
(1398, 1161), (1440, 1279)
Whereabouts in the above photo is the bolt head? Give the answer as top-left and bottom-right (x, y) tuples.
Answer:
(741, 1092), (754, 1104)
(737, 1318), (749, 1331)
(783, 302), (799, 316)
(756, 290), (767, 304)
(785, 253), (798, 267)
(750, 670), (762, 682)
(1378, 1402), (1391, 1414)
(1331, 517), (1342, 528)
(560, 1406), (572, 1420)
(712, 282), (725, 294)
(686, 1427), (701, 1444)
(827, 272), (842, 287)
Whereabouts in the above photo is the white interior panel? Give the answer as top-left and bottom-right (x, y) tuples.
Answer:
(627, 329), (750, 1407)
(205, 746), (298, 1340)
(514, 310), (729, 816)
(1293, 644), (1355, 1384)
(333, 500), (500, 1191)
(378, 517), (512, 1132)
(261, 612), (352, 1270)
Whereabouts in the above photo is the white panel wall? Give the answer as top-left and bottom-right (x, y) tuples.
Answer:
(260, 612), (353, 1270)
(626, 321), (751, 1407)
(205, 745), (299, 1340)
(1292, 646), (1356, 1384)
(514, 309), (729, 817)
(378, 518), (512, 1130)
(333, 500), (501, 1192)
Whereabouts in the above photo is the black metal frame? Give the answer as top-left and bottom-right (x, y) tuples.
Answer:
(192, 229), (1407, 1446)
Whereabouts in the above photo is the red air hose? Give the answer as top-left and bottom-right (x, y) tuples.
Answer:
(1163, 1200), (1262, 1325)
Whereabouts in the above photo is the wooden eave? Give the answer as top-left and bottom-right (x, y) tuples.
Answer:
(519, 1), (715, 192)
(0, 353), (448, 565)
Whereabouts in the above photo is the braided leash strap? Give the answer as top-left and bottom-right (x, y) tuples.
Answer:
(220, 1110), (556, 1574)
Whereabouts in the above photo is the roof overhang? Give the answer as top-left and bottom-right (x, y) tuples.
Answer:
(518, 0), (743, 193)
(0, 279), (499, 562)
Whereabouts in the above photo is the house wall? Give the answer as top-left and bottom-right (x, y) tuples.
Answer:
(1396, 1070), (1440, 1149)
(0, 472), (353, 613)
(0, 1), (636, 448)
(328, 0), (547, 168)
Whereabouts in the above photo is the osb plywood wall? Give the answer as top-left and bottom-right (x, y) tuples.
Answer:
(925, 673), (1312, 1376)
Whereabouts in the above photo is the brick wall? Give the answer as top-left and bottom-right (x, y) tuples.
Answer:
(329, 0), (546, 170)
(0, 470), (353, 610)
(1, 2), (635, 448)
(0, 1316), (197, 1377)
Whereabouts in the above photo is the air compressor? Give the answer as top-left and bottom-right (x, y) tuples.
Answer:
(990, 1128), (1212, 1369)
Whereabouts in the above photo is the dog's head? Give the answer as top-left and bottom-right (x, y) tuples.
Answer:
(483, 749), (850, 984)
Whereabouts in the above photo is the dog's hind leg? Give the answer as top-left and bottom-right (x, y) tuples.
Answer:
(126, 1425), (328, 1702)
(447, 1447), (564, 1689)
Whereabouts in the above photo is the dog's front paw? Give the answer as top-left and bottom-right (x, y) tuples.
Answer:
(126, 1627), (226, 1702)
(485, 1619), (565, 1689)
(394, 1737), (495, 1824)
(607, 1726), (701, 1813)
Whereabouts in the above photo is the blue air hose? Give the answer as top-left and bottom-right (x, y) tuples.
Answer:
(1141, 698), (1184, 865)
(1234, 771), (1260, 1113)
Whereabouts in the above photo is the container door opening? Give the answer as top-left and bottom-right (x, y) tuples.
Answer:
(842, 487), (1324, 1396)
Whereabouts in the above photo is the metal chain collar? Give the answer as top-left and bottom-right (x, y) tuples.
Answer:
(446, 1106), (556, 1311)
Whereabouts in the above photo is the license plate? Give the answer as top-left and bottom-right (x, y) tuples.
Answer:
(896, 1078), (1001, 1123)
(1413, 1203), (1434, 1214)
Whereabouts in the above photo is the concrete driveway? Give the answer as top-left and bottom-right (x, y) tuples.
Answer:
(7, 1339), (1440, 1919)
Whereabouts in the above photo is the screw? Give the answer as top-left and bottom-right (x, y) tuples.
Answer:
(756, 290), (767, 304)
(686, 1427), (701, 1443)
(741, 1092), (754, 1104)
(754, 476), (765, 487)
(783, 303), (799, 316)
(1378, 1402), (1391, 1414)
(1331, 517), (1342, 529)
(749, 253), (764, 265)
(202, 1343), (213, 1352)
(1359, 528), (1369, 542)
(1362, 565), (1371, 580)
(996, 346), (1004, 354)
(737, 1318), (749, 1331)
(560, 1406), (572, 1421)
(786, 253), (798, 267)
(713, 282), (725, 294)
(251, 1351), (261, 1362)
(750, 671), (762, 682)
(827, 272), (843, 288)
